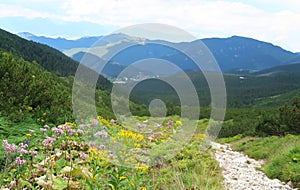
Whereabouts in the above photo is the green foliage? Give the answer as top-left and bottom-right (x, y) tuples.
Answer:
(255, 98), (300, 136)
(279, 98), (300, 134)
(0, 50), (73, 124)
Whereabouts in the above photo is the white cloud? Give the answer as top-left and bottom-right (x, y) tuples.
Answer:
(0, 0), (300, 51)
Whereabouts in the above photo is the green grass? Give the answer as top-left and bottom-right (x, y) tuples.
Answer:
(0, 116), (42, 163)
(218, 135), (300, 187)
(151, 140), (223, 190)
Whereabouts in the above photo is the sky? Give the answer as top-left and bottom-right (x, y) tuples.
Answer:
(0, 0), (299, 52)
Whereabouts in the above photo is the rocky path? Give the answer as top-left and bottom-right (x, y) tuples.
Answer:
(211, 142), (297, 190)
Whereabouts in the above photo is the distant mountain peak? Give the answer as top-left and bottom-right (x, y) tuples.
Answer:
(18, 32), (35, 39)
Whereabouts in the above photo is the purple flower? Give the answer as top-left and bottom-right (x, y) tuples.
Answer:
(99, 144), (105, 149)
(15, 157), (26, 165)
(29, 130), (35, 134)
(79, 152), (87, 159)
(102, 126), (107, 130)
(42, 137), (56, 147)
(94, 130), (108, 138)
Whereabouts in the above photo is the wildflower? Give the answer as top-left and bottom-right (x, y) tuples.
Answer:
(29, 150), (38, 156)
(94, 130), (108, 138)
(102, 126), (107, 130)
(79, 124), (87, 129)
(15, 157), (26, 165)
(27, 106), (33, 111)
(99, 144), (105, 149)
(19, 143), (28, 149)
(156, 124), (163, 128)
(68, 129), (76, 135)
(18, 148), (28, 154)
(40, 128), (47, 132)
(175, 120), (182, 125)
(42, 137), (56, 147)
(110, 119), (115, 125)
(29, 130), (35, 134)
(52, 127), (64, 135)
(167, 120), (174, 126)
(91, 119), (99, 126)
(77, 129), (84, 134)
(2, 140), (18, 155)
(43, 125), (50, 130)
(137, 122), (147, 131)
(78, 152), (88, 159)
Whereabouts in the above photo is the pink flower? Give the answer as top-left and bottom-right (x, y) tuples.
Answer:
(15, 157), (26, 165)
(29, 130), (35, 134)
(40, 128), (47, 132)
(79, 152), (87, 159)
(42, 137), (56, 147)
(94, 130), (108, 138)
(19, 143), (28, 149)
(18, 148), (28, 154)
(91, 119), (99, 126)
(110, 119), (115, 125)
(43, 125), (50, 130)
(52, 127), (64, 135)
(2, 140), (18, 155)
(77, 129), (84, 134)
(29, 150), (38, 156)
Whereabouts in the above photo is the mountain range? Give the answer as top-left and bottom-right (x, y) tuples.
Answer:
(18, 32), (300, 78)
(0, 28), (298, 109)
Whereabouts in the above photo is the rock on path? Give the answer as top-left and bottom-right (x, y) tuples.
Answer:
(211, 142), (298, 190)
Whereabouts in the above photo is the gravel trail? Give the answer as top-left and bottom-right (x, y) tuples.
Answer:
(211, 142), (298, 190)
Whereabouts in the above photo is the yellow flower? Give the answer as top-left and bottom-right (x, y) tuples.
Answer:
(135, 163), (149, 173)
(140, 187), (147, 190)
(175, 120), (182, 125)
(27, 106), (33, 111)
(10, 168), (17, 173)
(26, 133), (31, 137)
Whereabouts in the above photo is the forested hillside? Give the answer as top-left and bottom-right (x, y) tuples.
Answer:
(0, 28), (112, 91)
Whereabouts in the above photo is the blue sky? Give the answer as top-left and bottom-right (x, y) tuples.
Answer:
(0, 0), (299, 51)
